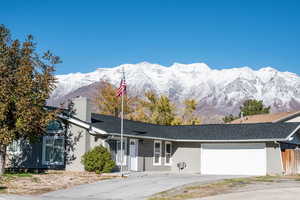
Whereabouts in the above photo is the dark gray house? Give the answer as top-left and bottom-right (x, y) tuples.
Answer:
(7, 97), (300, 175)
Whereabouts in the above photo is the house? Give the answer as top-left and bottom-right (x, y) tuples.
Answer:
(229, 111), (300, 124)
(7, 97), (300, 176)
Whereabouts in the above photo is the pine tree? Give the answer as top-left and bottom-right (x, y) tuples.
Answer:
(240, 99), (270, 116)
(222, 99), (271, 123)
(0, 25), (59, 174)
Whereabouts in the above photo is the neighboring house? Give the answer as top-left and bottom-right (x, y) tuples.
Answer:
(229, 111), (300, 124)
(7, 97), (300, 176)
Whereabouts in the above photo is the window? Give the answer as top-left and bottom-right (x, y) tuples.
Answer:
(165, 142), (172, 165)
(153, 140), (162, 165)
(42, 136), (65, 165)
(7, 140), (21, 155)
(116, 139), (127, 165)
(47, 120), (64, 133)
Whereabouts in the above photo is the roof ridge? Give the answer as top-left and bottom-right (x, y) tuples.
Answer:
(92, 112), (300, 127)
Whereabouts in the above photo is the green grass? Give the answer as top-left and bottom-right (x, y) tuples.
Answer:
(3, 172), (33, 178)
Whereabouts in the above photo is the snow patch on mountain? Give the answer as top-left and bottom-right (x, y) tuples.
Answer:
(50, 62), (300, 116)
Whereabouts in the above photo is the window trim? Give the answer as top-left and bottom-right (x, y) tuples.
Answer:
(153, 140), (162, 166)
(42, 136), (65, 166)
(164, 141), (172, 166)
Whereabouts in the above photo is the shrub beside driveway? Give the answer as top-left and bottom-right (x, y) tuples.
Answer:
(0, 170), (117, 195)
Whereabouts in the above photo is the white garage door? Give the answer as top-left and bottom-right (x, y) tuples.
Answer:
(201, 143), (266, 175)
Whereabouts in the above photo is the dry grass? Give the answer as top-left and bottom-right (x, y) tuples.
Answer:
(0, 170), (117, 195)
(148, 176), (299, 200)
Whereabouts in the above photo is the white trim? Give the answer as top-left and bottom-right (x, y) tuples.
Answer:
(164, 141), (172, 166)
(153, 140), (162, 166)
(285, 125), (300, 141)
(58, 115), (108, 135)
(42, 136), (65, 166)
(59, 115), (89, 129)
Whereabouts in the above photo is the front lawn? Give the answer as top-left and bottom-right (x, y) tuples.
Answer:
(0, 170), (117, 195)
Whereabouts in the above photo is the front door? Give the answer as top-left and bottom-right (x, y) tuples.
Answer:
(129, 139), (138, 171)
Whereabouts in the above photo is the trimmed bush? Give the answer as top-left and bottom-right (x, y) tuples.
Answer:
(81, 146), (115, 173)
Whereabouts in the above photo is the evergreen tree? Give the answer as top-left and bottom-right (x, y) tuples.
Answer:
(240, 99), (270, 116)
(222, 99), (271, 123)
(0, 25), (59, 174)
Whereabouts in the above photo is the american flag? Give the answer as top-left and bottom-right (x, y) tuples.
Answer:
(116, 77), (126, 97)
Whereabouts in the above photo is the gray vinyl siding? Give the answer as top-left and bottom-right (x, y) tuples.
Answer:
(171, 142), (201, 173)
(65, 123), (89, 171)
(65, 97), (92, 171)
(138, 139), (171, 171)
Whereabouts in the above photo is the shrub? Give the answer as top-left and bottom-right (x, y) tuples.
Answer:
(81, 146), (115, 173)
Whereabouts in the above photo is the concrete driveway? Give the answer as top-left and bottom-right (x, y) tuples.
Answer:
(0, 172), (241, 200)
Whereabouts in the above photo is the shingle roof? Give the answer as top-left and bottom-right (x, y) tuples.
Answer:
(229, 111), (300, 124)
(91, 113), (300, 141)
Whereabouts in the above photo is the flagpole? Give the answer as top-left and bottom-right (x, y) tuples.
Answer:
(120, 67), (124, 177)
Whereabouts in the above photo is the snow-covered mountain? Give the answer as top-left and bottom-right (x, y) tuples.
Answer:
(49, 62), (300, 118)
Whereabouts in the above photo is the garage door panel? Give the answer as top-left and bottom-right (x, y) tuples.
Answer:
(201, 143), (266, 175)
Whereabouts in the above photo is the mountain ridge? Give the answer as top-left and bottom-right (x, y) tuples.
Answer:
(49, 62), (300, 123)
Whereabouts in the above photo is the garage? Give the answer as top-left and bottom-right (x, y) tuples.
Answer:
(201, 143), (267, 175)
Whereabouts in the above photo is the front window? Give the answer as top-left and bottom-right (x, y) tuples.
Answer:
(7, 140), (22, 155)
(42, 136), (65, 165)
(165, 142), (172, 165)
(153, 140), (162, 165)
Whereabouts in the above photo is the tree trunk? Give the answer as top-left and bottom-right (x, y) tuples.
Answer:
(0, 145), (6, 175)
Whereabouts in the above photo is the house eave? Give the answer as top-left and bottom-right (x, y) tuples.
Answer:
(98, 132), (289, 143)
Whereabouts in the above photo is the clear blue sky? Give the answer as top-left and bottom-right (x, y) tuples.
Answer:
(1, 0), (300, 75)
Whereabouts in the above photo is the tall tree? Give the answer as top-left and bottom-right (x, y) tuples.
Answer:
(140, 91), (176, 125)
(240, 99), (270, 116)
(0, 25), (59, 174)
(93, 80), (136, 117)
(222, 99), (271, 123)
(182, 99), (201, 125)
